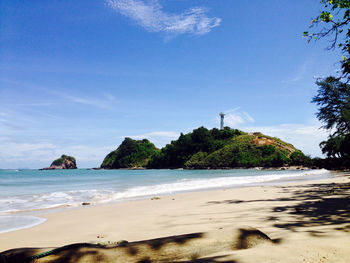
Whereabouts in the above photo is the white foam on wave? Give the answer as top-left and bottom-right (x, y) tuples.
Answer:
(0, 169), (330, 213)
(100, 169), (330, 202)
(0, 215), (46, 234)
(0, 189), (113, 213)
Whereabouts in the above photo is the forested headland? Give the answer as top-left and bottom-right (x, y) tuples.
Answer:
(101, 127), (313, 169)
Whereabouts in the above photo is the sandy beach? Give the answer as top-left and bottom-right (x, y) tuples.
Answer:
(1, 173), (350, 262)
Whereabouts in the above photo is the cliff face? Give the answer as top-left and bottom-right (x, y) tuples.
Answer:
(42, 155), (77, 170)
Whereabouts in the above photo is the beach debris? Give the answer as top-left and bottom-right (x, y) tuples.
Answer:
(82, 202), (90, 206)
(151, 196), (160, 200)
(116, 240), (129, 247)
(97, 235), (106, 238)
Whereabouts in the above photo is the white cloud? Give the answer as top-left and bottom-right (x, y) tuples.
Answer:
(107, 0), (221, 36)
(124, 130), (180, 147)
(225, 114), (245, 126)
(242, 112), (255, 123)
(0, 136), (115, 168)
(224, 107), (240, 114)
(127, 131), (179, 139)
(220, 111), (255, 127)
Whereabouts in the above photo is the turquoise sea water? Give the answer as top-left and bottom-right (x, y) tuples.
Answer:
(0, 168), (333, 233)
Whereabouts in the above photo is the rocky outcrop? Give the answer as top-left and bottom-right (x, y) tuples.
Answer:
(41, 155), (77, 170)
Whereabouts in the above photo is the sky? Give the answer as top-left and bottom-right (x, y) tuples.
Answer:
(0, 0), (343, 169)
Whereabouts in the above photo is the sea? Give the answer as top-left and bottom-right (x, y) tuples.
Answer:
(0, 168), (334, 234)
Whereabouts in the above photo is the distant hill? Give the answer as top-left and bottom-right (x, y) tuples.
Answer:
(101, 138), (159, 169)
(101, 127), (311, 169)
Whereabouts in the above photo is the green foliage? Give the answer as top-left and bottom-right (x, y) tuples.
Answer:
(101, 138), (159, 169)
(312, 77), (350, 135)
(320, 136), (345, 158)
(51, 155), (76, 166)
(304, 0), (350, 79)
(318, 134), (350, 167)
(290, 151), (312, 166)
(312, 77), (350, 167)
(102, 127), (309, 169)
(147, 127), (245, 168)
(198, 135), (292, 168)
(184, 151), (209, 168)
(149, 130), (304, 169)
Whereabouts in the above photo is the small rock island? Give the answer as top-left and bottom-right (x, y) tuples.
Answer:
(41, 155), (77, 170)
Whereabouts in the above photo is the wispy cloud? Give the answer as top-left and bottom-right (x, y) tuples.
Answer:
(0, 119), (26, 130)
(225, 113), (255, 126)
(9, 102), (56, 107)
(1, 78), (114, 110)
(124, 130), (180, 147)
(129, 131), (180, 138)
(104, 93), (116, 101)
(218, 109), (255, 127)
(284, 59), (313, 83)
(63, 94), (113, 109)
(107, 0), (221, 36)
(224, 107), (240, 114)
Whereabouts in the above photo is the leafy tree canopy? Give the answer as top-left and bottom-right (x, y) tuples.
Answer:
(312, 77), (350, 164)
(101, 138), (159, 169)
(312, 77), (350, 135)
(304, 0), (350, 80)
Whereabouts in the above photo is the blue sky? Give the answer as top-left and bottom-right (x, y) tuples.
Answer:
(0, 0), (342, 168)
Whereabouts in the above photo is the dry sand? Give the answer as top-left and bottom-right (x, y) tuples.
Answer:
(1, 173), (350, 262)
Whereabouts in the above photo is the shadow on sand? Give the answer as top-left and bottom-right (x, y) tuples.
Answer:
(1, 232), (241, 263)
(207, 181), (350, 234)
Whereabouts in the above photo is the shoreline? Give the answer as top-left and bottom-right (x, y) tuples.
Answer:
(0, 169), (335, 218)
(1, 172), (349, 254)
(89, 165), (317, 170)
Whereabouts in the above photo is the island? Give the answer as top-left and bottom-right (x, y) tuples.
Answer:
(101, 127), (311, 169)
(41, 155), (77, 170)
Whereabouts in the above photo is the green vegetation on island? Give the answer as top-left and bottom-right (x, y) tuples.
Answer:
(148, 127), (310, 169)
(42, 155), (77, 170)
(101, 127), (312, 169)
(100, 138), (159, 169)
